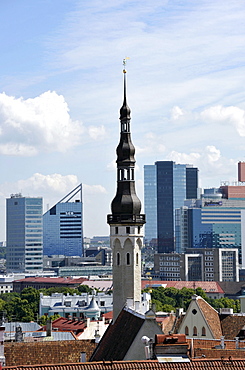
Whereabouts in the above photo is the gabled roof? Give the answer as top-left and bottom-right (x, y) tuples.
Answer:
(3, 359), (245, 370)
(90, 308), (145, 361)
(220, 315), (245, 339)
(219, 281), (245, 296)
(195, 297), (222, 339)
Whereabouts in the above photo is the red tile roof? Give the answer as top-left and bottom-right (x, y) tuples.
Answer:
(102, 311), (113, 320)
(14, 277), (86, 284)
(196, 297), (222, 339)
(38, 317), (86, 334)
(141, 281), (224, 294)
(221, 315), (245, 339)
(3, 359), (245, 370)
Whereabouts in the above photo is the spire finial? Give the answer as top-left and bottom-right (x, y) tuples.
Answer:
(123, 57), (130, 73)
(120, 58), (131, 120)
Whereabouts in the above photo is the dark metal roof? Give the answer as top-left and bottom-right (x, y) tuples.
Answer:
(90, 308), (145, 361)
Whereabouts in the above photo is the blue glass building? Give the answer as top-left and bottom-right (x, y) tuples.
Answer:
(144, 161), (199, 253)
(187, 200), (244, 262)
(6, 194), (43, 272)
(43, 184), (83, 257)
(144, 165), (157, 243)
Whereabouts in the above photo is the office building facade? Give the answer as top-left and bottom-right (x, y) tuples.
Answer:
(144, 161), (199, 253)
(43, 184), (83, 257)
(6, 194), (43, 272)
(154, 247), (239, 282)
(144, 164), (157, 243)
(177, 187), (245, 263)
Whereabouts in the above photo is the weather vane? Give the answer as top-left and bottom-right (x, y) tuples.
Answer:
(123, 57), (130, 73)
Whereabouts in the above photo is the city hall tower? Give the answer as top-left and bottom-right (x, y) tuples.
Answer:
(107, 63), (145, 321)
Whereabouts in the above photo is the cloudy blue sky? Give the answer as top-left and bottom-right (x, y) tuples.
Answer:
(1, 0), (245, 240)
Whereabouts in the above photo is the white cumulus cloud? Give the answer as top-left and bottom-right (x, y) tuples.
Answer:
(0, 91), (106, 156)
(201, 105), (245, 136)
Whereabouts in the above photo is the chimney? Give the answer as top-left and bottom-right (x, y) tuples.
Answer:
(46, 318), (52, 337)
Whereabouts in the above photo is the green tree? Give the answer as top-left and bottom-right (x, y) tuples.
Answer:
(77, 285), (93, 294)
(4, 297), (35, 322)
(20, 287), (40, 316)
(40, 287), (81, 296)
(39, 313), (60, 326)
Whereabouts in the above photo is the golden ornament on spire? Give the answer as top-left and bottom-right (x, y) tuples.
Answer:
(123, 57), (130, 73)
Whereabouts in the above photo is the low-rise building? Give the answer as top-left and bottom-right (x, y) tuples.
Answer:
(40, 292), (113, 317)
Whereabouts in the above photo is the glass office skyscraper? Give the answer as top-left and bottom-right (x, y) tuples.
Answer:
(6, 194), (43, 272)
(43, 184), (83, 257)
(144, 161), (199, 253)
(187, 199), (245, 263)
(144, 165), (157, 243)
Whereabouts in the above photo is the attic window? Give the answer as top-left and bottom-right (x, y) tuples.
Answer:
(202, 327), (206, 336)
(193, 326), (197, 336)
(78, 300), (86, 307)
(192, 309), (197, 315)
(185, 326), (189, 336)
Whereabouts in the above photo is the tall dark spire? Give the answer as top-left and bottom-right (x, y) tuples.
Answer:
(107, 65), (145, 225)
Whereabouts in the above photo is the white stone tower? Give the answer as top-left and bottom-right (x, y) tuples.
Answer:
(107, 63), (145, 322)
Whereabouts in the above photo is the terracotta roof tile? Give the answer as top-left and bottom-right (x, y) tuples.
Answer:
(38, 317), (86, 333)
(221, 315), (245, 339)
(3, 359), (245, 370)
(14, 277), (85, 284)
(196, 297), (222, 339)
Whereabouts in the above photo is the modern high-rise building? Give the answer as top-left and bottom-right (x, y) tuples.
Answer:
(144, 161), (199, 253)
(184, 189), (245, 263)
(107, 65), (145, 321)
(6, 194), (43, 272)
(43, 184), (83, 257)
(154, 247), (239, 282)
(144, 165), (157, 243)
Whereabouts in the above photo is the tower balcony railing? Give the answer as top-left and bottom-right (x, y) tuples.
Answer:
(107, 214), (145, 224)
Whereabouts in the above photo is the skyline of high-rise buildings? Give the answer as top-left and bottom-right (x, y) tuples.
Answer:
(144, 161), (199, 253)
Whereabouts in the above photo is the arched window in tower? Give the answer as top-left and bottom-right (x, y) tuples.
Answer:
(185, 326), (189, 336)
(136, 253), (139, 266)
(202, 327), (206, 336)
(117, 252), (120, 266)
(126, 252), (130, 265)
(193, 326), (197, 336)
